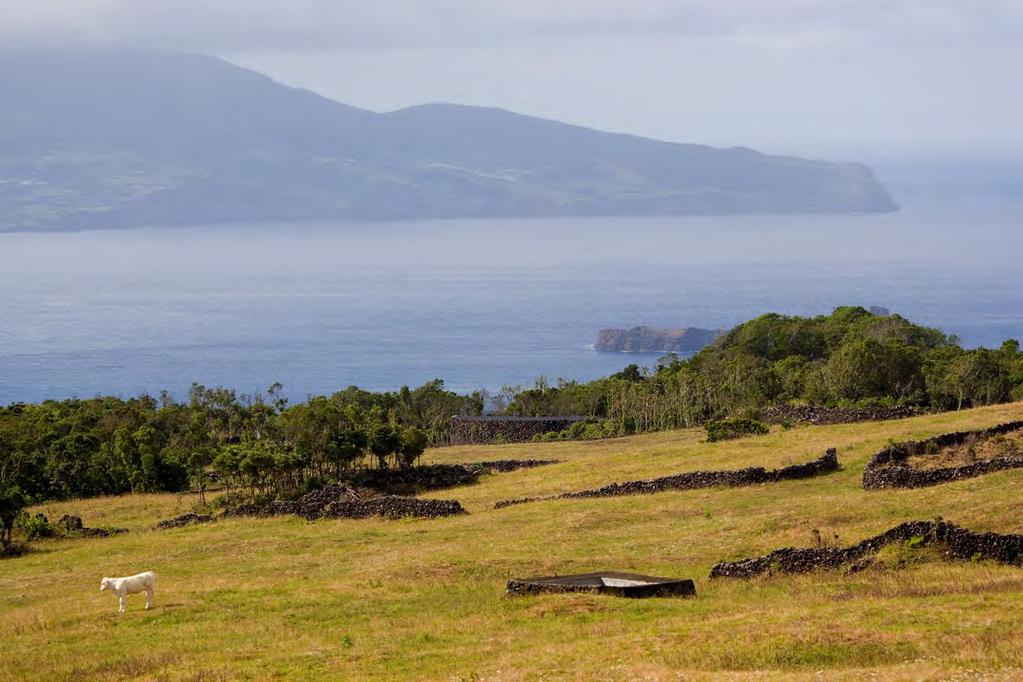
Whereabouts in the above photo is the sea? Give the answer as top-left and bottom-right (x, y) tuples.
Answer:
(1, 196), (1020, 404)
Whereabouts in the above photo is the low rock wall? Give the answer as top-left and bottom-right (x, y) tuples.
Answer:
(355, 460), (558, 494)
(762, 405), (924, 425)
(450, 416), (584, 445)
(221, 484), (465, 521)
(710, 520), (1023, 578)
(495, 449), (838, 508)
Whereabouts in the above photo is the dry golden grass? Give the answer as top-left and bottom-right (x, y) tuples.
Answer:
(3, 403), (1023, 680)
(907, 426), (1023, 470)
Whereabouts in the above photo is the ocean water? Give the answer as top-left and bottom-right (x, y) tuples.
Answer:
(1, 199), (1020, 404)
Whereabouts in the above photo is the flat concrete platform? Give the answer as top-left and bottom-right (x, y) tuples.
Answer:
(507, 571), (696, 598)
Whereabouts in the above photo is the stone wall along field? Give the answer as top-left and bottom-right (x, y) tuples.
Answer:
(354, 460), (558, 494)
(449, 416), (584, 445)
(221, 485), (465, 521)
(710, 520), (1023, 578)
(495, 448), (838, 508)
(762, 405), (924, 425)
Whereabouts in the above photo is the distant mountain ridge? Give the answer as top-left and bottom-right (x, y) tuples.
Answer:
(594, 326), (724, 353)
(0, 48), (898, 232)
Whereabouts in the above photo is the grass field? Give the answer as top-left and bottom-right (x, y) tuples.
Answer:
(4, 403), (1023, 681)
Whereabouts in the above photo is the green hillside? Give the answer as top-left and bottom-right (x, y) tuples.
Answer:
(0, 49), (896, 232)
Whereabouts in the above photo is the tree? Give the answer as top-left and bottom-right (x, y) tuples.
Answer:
(187, 447), (215, 505)
(0, 484), (27, 552)
(133, 425), (164, 492)
(330, 430), (367, 478)
(368, 423), (401, 470)
(613, 364), (644, 382)
(822, 339), (923, 403)
(947, 350), (1008, 409)
(398, 427), (428, 469)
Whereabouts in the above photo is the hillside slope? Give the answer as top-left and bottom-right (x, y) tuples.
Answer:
(0, 48), (897, 232)
(4, 403), (1021, 680)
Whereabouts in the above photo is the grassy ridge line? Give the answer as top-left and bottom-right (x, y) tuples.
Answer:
(0, 402), (1021, 680)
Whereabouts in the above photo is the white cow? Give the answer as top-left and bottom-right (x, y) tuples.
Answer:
(99, 571), (156, 613)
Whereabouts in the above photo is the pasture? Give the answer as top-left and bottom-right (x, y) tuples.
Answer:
(3, 403), (1023, 680)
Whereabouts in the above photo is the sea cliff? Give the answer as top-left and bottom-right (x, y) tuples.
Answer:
(593, 326), (723, 353)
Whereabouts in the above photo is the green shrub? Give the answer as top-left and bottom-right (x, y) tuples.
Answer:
(705, 417), (770, 443)
(17, 512), (54, 540)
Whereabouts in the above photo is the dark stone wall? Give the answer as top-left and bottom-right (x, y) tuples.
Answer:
(762, 405), (924, 425)
(710, 520), (1023, 578)
(221, 485), (465, 521)
(862, 420), (1023, 489)
(449, 416), (585, 445)
(354, 460), (558, 495)
(495, 448), (839, 508)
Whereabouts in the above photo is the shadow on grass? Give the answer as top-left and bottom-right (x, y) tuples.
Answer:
(0, 543), (53, 560)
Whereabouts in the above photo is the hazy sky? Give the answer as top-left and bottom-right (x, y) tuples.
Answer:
(3, 1), (1022, 158)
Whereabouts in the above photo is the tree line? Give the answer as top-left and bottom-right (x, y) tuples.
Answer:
(0, 380), (482, 520)
(2, 307), (1021, 525)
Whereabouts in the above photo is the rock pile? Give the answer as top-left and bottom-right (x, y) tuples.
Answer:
(495, 449), (838, 508)
(710, 520), (1023, 578)
(154, 513), (215, 530)
(320, 496), (466, 520)
(58, 514), (83, 532)
(862, 420), (1023, 489)
(58, 514), (127, 538)
(762, 405), (924, 425)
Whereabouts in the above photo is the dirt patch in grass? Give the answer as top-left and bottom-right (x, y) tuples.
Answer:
(863, 421), (1023, 489)
(527, 598), (611, 618)
(906, 428), (1023, 469)
(66, 652), (181, 681)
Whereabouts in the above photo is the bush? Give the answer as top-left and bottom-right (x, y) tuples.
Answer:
(705, 418), (770, 443)
(17, 512), (54, 540)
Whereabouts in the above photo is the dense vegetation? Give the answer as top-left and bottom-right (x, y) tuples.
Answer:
(0, 381), (481, 516)
(2, 307), (1021, 513)
(504, 307), (1023, 432)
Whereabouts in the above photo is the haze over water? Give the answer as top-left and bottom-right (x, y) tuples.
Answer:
(1, 196), (1020, 404)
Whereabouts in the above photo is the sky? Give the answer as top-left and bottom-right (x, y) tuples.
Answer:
(2, 1), (1022, 159)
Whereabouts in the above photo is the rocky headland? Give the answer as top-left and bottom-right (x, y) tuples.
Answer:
(593, 326), (723, 353)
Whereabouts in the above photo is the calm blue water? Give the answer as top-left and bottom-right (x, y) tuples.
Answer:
(1, 199), (1021, 403)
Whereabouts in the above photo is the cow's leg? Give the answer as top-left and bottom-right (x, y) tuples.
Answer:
(145, 589), (153, 609)
(119, 596), (126, 613)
